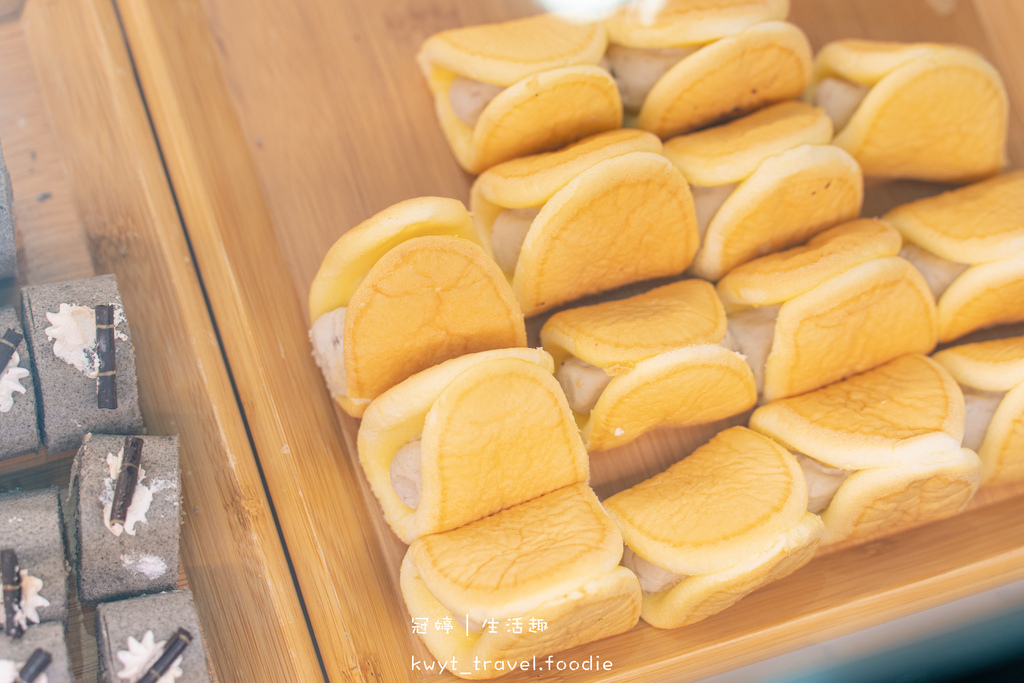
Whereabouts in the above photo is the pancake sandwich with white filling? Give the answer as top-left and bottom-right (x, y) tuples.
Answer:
(418, 14), (621, 174)
(715, 219), (936, 402)
(663, 101), (863, 281)
(603, 426), (823, 629)
(604, 0), (811, 138)
(884, 171), (1024, 343)
(358, 348), (588, 543)
(308, 197), (526, 417)
(540, 279), (755, 451)
(935, 336), (1024, 486)
(401, 483), (641, 680)
(471, 129), (699, 316)
(809, 40), (1008, 181)
(751, 355), (981, 545)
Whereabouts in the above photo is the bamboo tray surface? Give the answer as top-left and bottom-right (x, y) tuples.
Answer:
(0, 1), (320, 681)
(112, 0), (1024, 681)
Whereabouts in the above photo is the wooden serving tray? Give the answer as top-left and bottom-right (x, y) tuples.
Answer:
(76, 0), (1024, 681)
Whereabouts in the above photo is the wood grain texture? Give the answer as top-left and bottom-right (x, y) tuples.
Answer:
(0, 19), (91, 307)
(113, 1), (415, 681)
(1, 0), (320, 680)
(117, 0), (1024, 680)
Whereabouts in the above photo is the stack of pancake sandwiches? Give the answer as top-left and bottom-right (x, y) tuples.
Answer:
(306, 0), (1021, 677)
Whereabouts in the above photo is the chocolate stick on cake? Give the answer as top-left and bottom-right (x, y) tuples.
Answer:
(0, 328), (22, 371)
(138, 628), (192, 683)
(16, 648), (53, 683)
(2, 547), (21, 637)
(109, 436), (143, 529)
(95, 305), (117, 410)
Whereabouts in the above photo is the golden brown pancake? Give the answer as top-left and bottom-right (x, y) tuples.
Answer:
(604, 427), (822, 628)
(751, 355), (964, 469)
(604, 0), (810, 138)
(815, 435), (980, 546)
(471, 130), (699, 316)
(751, 357), (980, 545)
(720, 225), (936, 403)
(418, 14), (621, 173)
(810, 40), (1008, 181)
(884, 172), (1024, 342)
(663, 102), (864, 281)
(935, 336), (1024, 485)
(605, 0), (789, 48)
(540, 280), (755, 451)
(664, 100), (833, 185)
(717, 219), (902, 310)
(358, 349), (588, 543)
(308, 197), (525, 417)
(402, 484), (640, 679)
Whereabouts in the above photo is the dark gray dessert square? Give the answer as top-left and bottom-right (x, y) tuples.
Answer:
(20, 274), (144, 453)
(70, 434), (180, 605)
(0, 142), (14, 281)
(0, 621), (74, 683)
(0, 488), (68, 628)
(95, 590), (211, 683)
(0, 307), (41, 460)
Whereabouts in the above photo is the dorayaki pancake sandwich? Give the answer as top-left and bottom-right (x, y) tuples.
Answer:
(358, 348), (588, 543)
(418, 14), (621, 174)
(884, 172), (1024, 343)
(663, 101), (863, 280)
(751, 355), (981, 545)
(470, 129), (699, 316)
(604, 0), (810, 138)
(934, 336), (1024, 485)
(308, 197), (526, 417)
(603, 427), (822, 629)
(540, 279), (755, 451)
(401, 483), (641, 680)
(809, 40), (1008, 181)
(715, 219), (937, 402)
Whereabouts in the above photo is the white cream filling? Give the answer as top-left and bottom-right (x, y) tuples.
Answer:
(116, 630), (184, 683)
(691, 184), (738, 240)
(723, 306), (779, 396)
(0, 660), (48, 683)
(605, 44), (698, 112)
(44, 303), (126, 378)
(813, 76), (870, 132)
(47, 304), (96, 374)
(490, 207), (540, 273)
(962, 386), (1005, 452)
(555, 357), (613, 414)
(899, 243), (970, 301)
(309, 308), (349, 399)
(0, 570), (50, 631)
(101, 447), (155, 538)
(0, 350), (29, 413)
(390, 437), (423, 510)
(449, 76), (506, 128)
(795, 452), (851, 514)
(621, 546), (685, 594)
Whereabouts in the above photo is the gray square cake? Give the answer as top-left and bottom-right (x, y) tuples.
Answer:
(0, 621), (74, 683)
(0, 488), (68, 628)
(95, 590), (211, 683)
(70, 434), (180, 605)
(0, 141), (15, 281)
(0, 307), (41, 460)
(20, 275), (144, 453)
